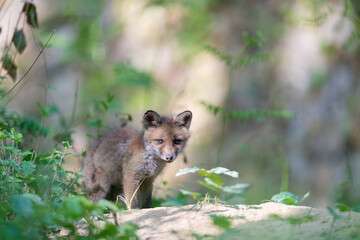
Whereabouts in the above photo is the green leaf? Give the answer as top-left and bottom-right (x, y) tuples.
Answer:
(2, 54), (17, 80)
(223, 183), (249, 194)
(234, 52), (272, 68)
(64, 197), (83, 219)
(197, 180), (220, 192)
(51, 186), (63, 196)
(23, 2), (38, 28)
(106, 93), (114, 103)
(11, 195), (34, 218)
(327, 206), (341, 220)
(88, 119), (102, 127)
(98, 199), (122, 212)
(13, 133), (23, 142)
(19, 150), (33, 156)
(0, 130), (8, 139)
(37, 102), (47, 117)
(36, 103), (58, 117)
(298, 191), (310, 204)
(121, 222), (139, 238)
(62, 141), (72, 149)
(210, 215), (231, 230)
(335, 203), (351, 212)
(198, 169), (211, 178)
(176, 167), (238, 178)
(12, 30), (27, 54)
(21, 161), (36, 177)
(22, 193), (43, 205)
(100, 100), (108, 110)
(0, 201), (11, 217)
(271, 192), (298, 205)
(4, 145), (21, 155)
(353, 205), (360, 213)
(204, 177), (222, 190)
(114, 63), (154, 88)
(98, 223), (119, 238)
(179, 189), (202, 201)
(202, 44), (233, 66)
(242, 31), (265, 47)
(210, 167), (239, 178)
(206, 174), (224, 187)
(175, 167), (200, 177)
(200, 101), (224, 116)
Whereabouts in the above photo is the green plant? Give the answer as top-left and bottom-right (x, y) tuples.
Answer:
(0, 99), (139, 238)
(0, 194), (138, 239)
(151, 181), (188, 207)
(201, 32), (281, 167)
(0, 124), (138, 239)
(210, 214), (232, 230)
(0, 126), (79, 200)
(116, 178), (145, 210)
(332, 153), (360, 213)
(176, 167), (249, 203)
(0, 2), (39, 82)
(270, 191), (310, 205)
(269, 213), (315, 225)
(325, 206), (342, 239)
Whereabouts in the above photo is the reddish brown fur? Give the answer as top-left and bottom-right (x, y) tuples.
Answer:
(83, 110), (192, 209)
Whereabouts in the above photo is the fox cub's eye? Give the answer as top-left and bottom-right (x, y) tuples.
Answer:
(173, 139), (182, 145)
(155, 139), (163, 144)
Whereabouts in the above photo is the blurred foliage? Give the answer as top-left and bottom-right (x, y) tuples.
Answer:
(114, 63), (154, 89)
(0, 2), (359, 234)
(271, 191), (310, 206)
(175, 167), (249, 204)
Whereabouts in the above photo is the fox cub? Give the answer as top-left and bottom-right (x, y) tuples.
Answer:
(83, 110), (192, 209)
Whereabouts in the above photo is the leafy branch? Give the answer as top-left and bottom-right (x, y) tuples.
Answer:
(0, 1), (39, 81)
(176, 167), (249, 202)
(202, 32), (280, 166)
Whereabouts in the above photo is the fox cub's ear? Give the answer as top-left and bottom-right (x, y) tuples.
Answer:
(143, 110), (162, 129)
(175, 111), (192, 129)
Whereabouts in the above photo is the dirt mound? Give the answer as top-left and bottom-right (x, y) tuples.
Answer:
(66, 202), (360, 239)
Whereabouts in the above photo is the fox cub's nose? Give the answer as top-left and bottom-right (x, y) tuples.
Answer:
(166, 155), (174, 161)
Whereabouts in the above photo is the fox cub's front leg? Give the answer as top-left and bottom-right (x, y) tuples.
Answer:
(122, 173), (153, 209)
(122, 173), (141, 209)
(138, 179), (153, 208)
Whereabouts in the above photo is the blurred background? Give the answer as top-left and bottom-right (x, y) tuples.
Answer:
(0, 0), (359, 207)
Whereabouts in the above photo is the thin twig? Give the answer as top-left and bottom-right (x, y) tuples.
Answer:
(61, 168), (80, 195)
(0, 0), (8, 16)
(2, 30), (55, 100)
(113, 212), (119, 227)
(216, 43), (248, 167)
(69, 78), (79, 127)
(30, 27), (49, 106)
(30, 27), (50, 152)
(4, 65), (43, 104)
(51, 147), (66, 184)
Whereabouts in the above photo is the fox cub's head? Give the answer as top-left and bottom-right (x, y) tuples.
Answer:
(143, 110), (192, 163)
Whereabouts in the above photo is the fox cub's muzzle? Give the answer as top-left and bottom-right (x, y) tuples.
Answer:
(163, 153), (176, 163)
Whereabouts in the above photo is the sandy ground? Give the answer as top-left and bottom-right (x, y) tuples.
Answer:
(69, 202), (360, 239)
